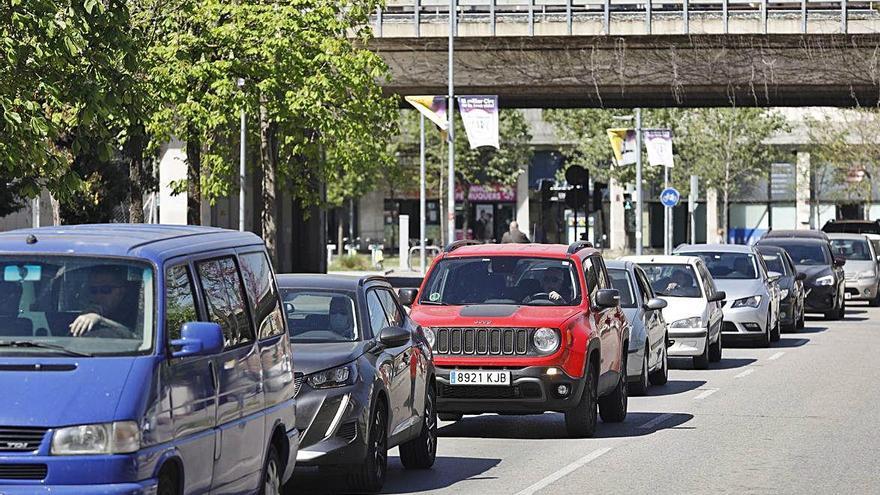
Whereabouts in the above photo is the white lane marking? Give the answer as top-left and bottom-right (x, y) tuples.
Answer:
(638, 413), (675, 430)
(513, 447), (612, 495)
(693, 388), (719, 400)
(734, 369), (755, 379)
(768, 351), (785, 361)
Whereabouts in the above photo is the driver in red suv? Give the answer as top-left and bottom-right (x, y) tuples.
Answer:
(408, 241), (629, 437)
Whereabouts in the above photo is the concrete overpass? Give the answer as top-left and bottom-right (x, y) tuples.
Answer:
(367, 0), (880, 107)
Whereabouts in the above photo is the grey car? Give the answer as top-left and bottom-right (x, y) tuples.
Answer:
(828, 233), (880, 306)
(606, 260), (669, 395)
(674, 244), (782, 347)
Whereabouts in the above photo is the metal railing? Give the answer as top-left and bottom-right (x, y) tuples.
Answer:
(373, 0), (880, 35)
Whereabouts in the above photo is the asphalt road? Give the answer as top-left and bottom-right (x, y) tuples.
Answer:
(289, 305), (880, 494)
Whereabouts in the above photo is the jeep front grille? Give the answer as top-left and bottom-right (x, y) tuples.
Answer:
(433, 327), (533, 356)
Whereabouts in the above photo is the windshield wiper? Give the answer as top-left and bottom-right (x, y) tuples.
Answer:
(0, 340), (93, 357)
(419, 300), (449, 306)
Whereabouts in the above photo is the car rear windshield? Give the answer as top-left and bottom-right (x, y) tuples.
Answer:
(640, 263), (702, 298)
(686, 252), (758, 279)
(760, 253), (790, 276)
(767, 242), (829, 266)
(608, 269), (637, 308)
(822, 221), (880, 235)
(420, 257), (582, 306)
(830, 239), (872, 261)
(0, 256), (154, 356)
(280, 289), (359, 343)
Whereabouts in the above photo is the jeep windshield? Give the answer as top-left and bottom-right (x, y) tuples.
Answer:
(420, 257), (582, 306)
(0, 256), (154, 356)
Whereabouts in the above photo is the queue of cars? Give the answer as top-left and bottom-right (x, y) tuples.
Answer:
(2, 222), (879, 493)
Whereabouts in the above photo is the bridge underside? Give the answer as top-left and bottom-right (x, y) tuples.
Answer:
(370, 34), (880, 108)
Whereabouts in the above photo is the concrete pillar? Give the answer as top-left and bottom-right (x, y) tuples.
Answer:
(159, 138), (187, 225)
(706, 188), (721, 243)
(516, 170), (530, 239)
(796, 150), (811, 229)
(399, 215), (410, 271)
(609, 179), (626, 251)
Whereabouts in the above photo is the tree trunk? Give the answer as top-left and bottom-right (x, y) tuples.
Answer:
(185, 125), (201, 225)
(259, 97), (278, 263)
(126, 122), (146, 223)
(461, 180), (472, 240)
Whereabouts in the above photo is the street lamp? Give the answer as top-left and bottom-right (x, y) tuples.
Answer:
(237, 78), (246, 232)
(612, 110), (643, 255)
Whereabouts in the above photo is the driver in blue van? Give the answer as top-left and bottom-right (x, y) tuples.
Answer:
(69, 265), (137, 337)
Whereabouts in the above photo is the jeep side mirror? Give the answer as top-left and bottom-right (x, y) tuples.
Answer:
(595, 289), (620, 308)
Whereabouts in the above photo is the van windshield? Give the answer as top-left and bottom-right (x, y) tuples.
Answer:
(420, 257), (582, 306)
(0, 256), (154, 356)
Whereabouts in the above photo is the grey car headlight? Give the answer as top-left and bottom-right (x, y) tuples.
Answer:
(533, 327), (560, 354)
(307, 363), (357, 389)
(815, 275), (834, 286)
(669, 316), (702, 328)
(51, 421), (140, 455)
(732, 295), (762, 308)
(779, 289), (790, 300)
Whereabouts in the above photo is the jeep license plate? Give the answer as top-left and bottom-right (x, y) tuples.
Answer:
(449, 370), (510, 386)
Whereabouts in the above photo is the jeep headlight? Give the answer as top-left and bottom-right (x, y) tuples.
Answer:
(732, 295), (762, 308)
(307, 363), (357, 389)
(815, 275), (834, 286)
(669, 316), (702, 328)
(51, 421), (140, 455)
(533, 327), (560, 354)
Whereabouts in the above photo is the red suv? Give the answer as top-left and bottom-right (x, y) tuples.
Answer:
(407, 241), (629, 437)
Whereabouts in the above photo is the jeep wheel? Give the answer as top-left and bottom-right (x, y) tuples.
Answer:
(564, 367), (598, 438)
(628, 345), (649, 396)
(599, 351), (627, 423)
(400, 384), (437, 469)
(693, 334), (710, 370)
(648, 340), (668, 386)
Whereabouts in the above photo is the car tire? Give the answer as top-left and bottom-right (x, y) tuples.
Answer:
(349, 400), (388, 493)
(438, 413), (463, 422)
(260, 445), (282, 495)
(693, 334), (710, 370)
(599, 351), (628, 423)
(628, 345), (649, 396)
(709, 331), (723, 362)
(648, 340), (668, 386)
(400, 384), (437, 470)
(564, 365), (598, 438)
(837, 294), (846, 319)
(770, 315), (781, 342)
(871, 286), (880, 307)
(797, 303), (805, 329)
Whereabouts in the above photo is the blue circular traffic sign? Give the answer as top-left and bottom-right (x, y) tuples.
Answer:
(660, 187), (681, 207)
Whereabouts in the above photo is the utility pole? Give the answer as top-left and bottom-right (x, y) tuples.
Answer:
(447, 0), (456, 243)
(238, 78), (246, 232)
(635, 108), (643, 256)
(419, 115), (427, 274)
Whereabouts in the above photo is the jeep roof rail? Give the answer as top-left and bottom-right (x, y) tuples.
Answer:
(443, 239), (483, 253)
(566, 240), (593, 255)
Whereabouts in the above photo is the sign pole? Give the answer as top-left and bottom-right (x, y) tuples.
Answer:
(664, 165), (670, 254)
(635, 108), (643, 256)
(690, 175), (698, 245)
(447, 0), (456, 243)
(420, 114), (427, 274)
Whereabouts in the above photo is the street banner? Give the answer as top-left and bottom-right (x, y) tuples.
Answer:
(645, 129), (674, 168)
(457, 95), (500, 149)
(606, 128), (637, 166)
(404, 96), (448, 131)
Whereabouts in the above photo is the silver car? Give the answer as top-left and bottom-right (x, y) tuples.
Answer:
(606, 261), (669, 395)
(828, 233), (880, 306)
(674, 244), (781, 347)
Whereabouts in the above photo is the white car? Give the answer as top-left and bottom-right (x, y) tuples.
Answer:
(621, 255), (725, 370)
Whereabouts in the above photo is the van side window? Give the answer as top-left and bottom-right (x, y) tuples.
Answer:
(239, 252), (284, 339)
(197, 257), (254, 348)
(376, 289), (404, 327)
(165, 264), (197, 342)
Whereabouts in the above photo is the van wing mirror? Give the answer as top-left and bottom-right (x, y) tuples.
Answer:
(595, 289), (620, 308)
(398, 288), (418, 306)
(171, 322), (224, 358)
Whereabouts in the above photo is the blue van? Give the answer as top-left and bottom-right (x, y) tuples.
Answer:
(0, 225), (298, 494)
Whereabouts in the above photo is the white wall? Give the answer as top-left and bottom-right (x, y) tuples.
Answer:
(158, 138), (188, 225)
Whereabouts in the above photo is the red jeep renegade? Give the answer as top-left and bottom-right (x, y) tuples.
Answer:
(408, 240), (629, 437)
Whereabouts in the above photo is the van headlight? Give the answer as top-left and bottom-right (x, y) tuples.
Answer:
(51, 421), (140, 455)
(669, 316), (702, 328)
(732, 295), (762, 308)
(533, 328), (560, 354)
(307, 364), (357, 389)
(815, 275), (834, 286)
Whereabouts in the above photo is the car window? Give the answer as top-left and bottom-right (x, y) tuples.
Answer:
(760, 252), (790, 276)
(583, 257), (599, 305)
(366, 290), (392, 336)
(239, 252), (284, 339)
(766, 242), (829, 265)
(593, 256), (609, 289)
(687, 251), (759, 279)
(830, 238), (873, 261)
(196, 257), (254, 349)
(608, 269), (636, 308)
(641, 263), (702, 298)
(634, 268), (653, 304)
(376, 289), (404, 327)
(280, 289), (358, 342)
(870, 240), (880, 259)
(165, 264), (197, 342)
(696, 262), (716, 298)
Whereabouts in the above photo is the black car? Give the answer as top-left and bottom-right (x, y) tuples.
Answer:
(756, 237), (846, 320)
(762, 229), (831, 242)
(822, 219), (880, 235)
(755, 244), (807, 331)
(278, 274), (437, 492)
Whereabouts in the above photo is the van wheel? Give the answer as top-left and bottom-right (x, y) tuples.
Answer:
(157, 464), (180, 495)
(349, 400), (387, 493)
(648, 341), (668, 386)
(627, 346), (649, 396)
(260, 445), (282, 495)
(400, 385), (437, 469)
(564, 366), (597, 438)
(599, 351), (628, 423)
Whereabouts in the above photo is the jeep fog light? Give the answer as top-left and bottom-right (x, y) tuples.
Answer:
(546, 367), (559, 376)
